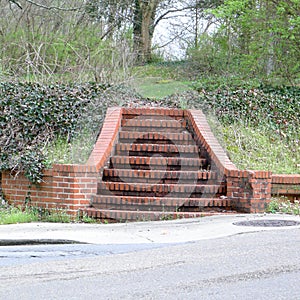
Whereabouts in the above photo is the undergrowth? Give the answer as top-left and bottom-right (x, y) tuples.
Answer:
(0, 205), (38, 224)
(0, 201), (97, 224)
(267, 197), (300, 215)
(220, 123), (299, 173)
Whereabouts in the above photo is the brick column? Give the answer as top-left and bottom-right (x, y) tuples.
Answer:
(226, 170), (272, 213)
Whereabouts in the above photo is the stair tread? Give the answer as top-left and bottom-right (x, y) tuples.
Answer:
(98, 182), (225, 197)
(83, 207), (235, 221)
(119, 131), (194, 142)
(110, 155), (206, 164)
(92, 195), (230, 205)
(103, 169), (216, 180)
(121, 119), (186, 128)
(115, 143), (199, 153)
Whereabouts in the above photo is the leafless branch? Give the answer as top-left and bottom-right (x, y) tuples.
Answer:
(155, 6), (195, 28)
(8, 0), (83, 11)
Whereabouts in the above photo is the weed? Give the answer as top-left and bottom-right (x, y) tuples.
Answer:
(44, 129), (96, 165)
(78, 212), (97, 224)
(267, 197), (300, 215)
(0, 205), (39, 225)
(0, 204), (75, 224)
(40, 208), (72, 223)
(210, 121), (299, 174)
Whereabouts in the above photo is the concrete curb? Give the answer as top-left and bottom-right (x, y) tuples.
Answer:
(0, 214), (300, 245)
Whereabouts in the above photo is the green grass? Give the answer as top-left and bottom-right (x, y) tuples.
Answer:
(131, 62), (192, 99)
(0, 201), (100, 225)
(206, 115), (299, 174)
(134, 78), (192, 99)
(221, 124), (299, 174)
(44, 129), (96, 165)
(0, 205), (39, 225)
(132, 62), (187, 81)
(0, 204), (72, 225)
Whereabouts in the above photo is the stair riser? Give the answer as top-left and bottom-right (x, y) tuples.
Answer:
(122, 114), (184, 121)
(110, 158), (207, 170)
(110, 164), (204, 171)
(115, 151), (200, 158)
(92, 204), (232, 212)
(121, 119), (187, 128)
(103, 177), (219, 184)
(93, 204), (180, 212)
(119, 132), (194, 145)
(115, 144), (199, 153)
(119, 138), (193, 145)
(98, 193), (226, 199)
(97, 190), (226, 198)
(103, 170), (217, 181)
(121, 127), (186, 133)
(98, 182), (225, 192)
(92, 198), (232, 211)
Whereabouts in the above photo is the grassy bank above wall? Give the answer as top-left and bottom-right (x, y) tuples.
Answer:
(0, 78), (299, 185)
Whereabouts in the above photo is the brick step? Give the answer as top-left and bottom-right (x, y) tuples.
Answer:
(103, 169), (219, 184)
(82, 207), (233, 222)
(121, 126), (186, 133)
(122, 115), (185, 122)
(121, 118), (187, 129)
(109, 156), (207, 170)
(98, 182), (226, 197)
(119, 131), (194, 145)
(122, 108), (185, 119)
(91, 195), (232, 212)
(115, 143), (200, 157)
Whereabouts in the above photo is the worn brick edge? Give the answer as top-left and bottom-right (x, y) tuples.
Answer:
(87, 106), (123, 171)
(272, 174), (300, 184)
(185, 109), (238, 174)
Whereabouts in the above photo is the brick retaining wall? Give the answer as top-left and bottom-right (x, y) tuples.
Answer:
(1, 165), (98, 216)
(271, 174), (300, 200)
(1, 107), (123, 217)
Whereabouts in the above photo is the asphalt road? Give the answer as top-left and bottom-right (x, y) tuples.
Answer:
(1, 227), (300, 300)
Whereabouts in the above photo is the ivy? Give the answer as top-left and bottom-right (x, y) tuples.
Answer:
(0, 82), (110, 183)
(188, 82), (300, 144)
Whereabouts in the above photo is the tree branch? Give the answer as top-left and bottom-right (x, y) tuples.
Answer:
(7, 0), (22, 9)
(8, 0), (83, 11)
(154, 6), (195, 28)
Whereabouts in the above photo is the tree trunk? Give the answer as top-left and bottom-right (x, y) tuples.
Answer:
(133, 0), (160, 64)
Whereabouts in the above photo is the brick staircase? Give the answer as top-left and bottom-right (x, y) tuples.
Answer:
(83, 108), (235, 222)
